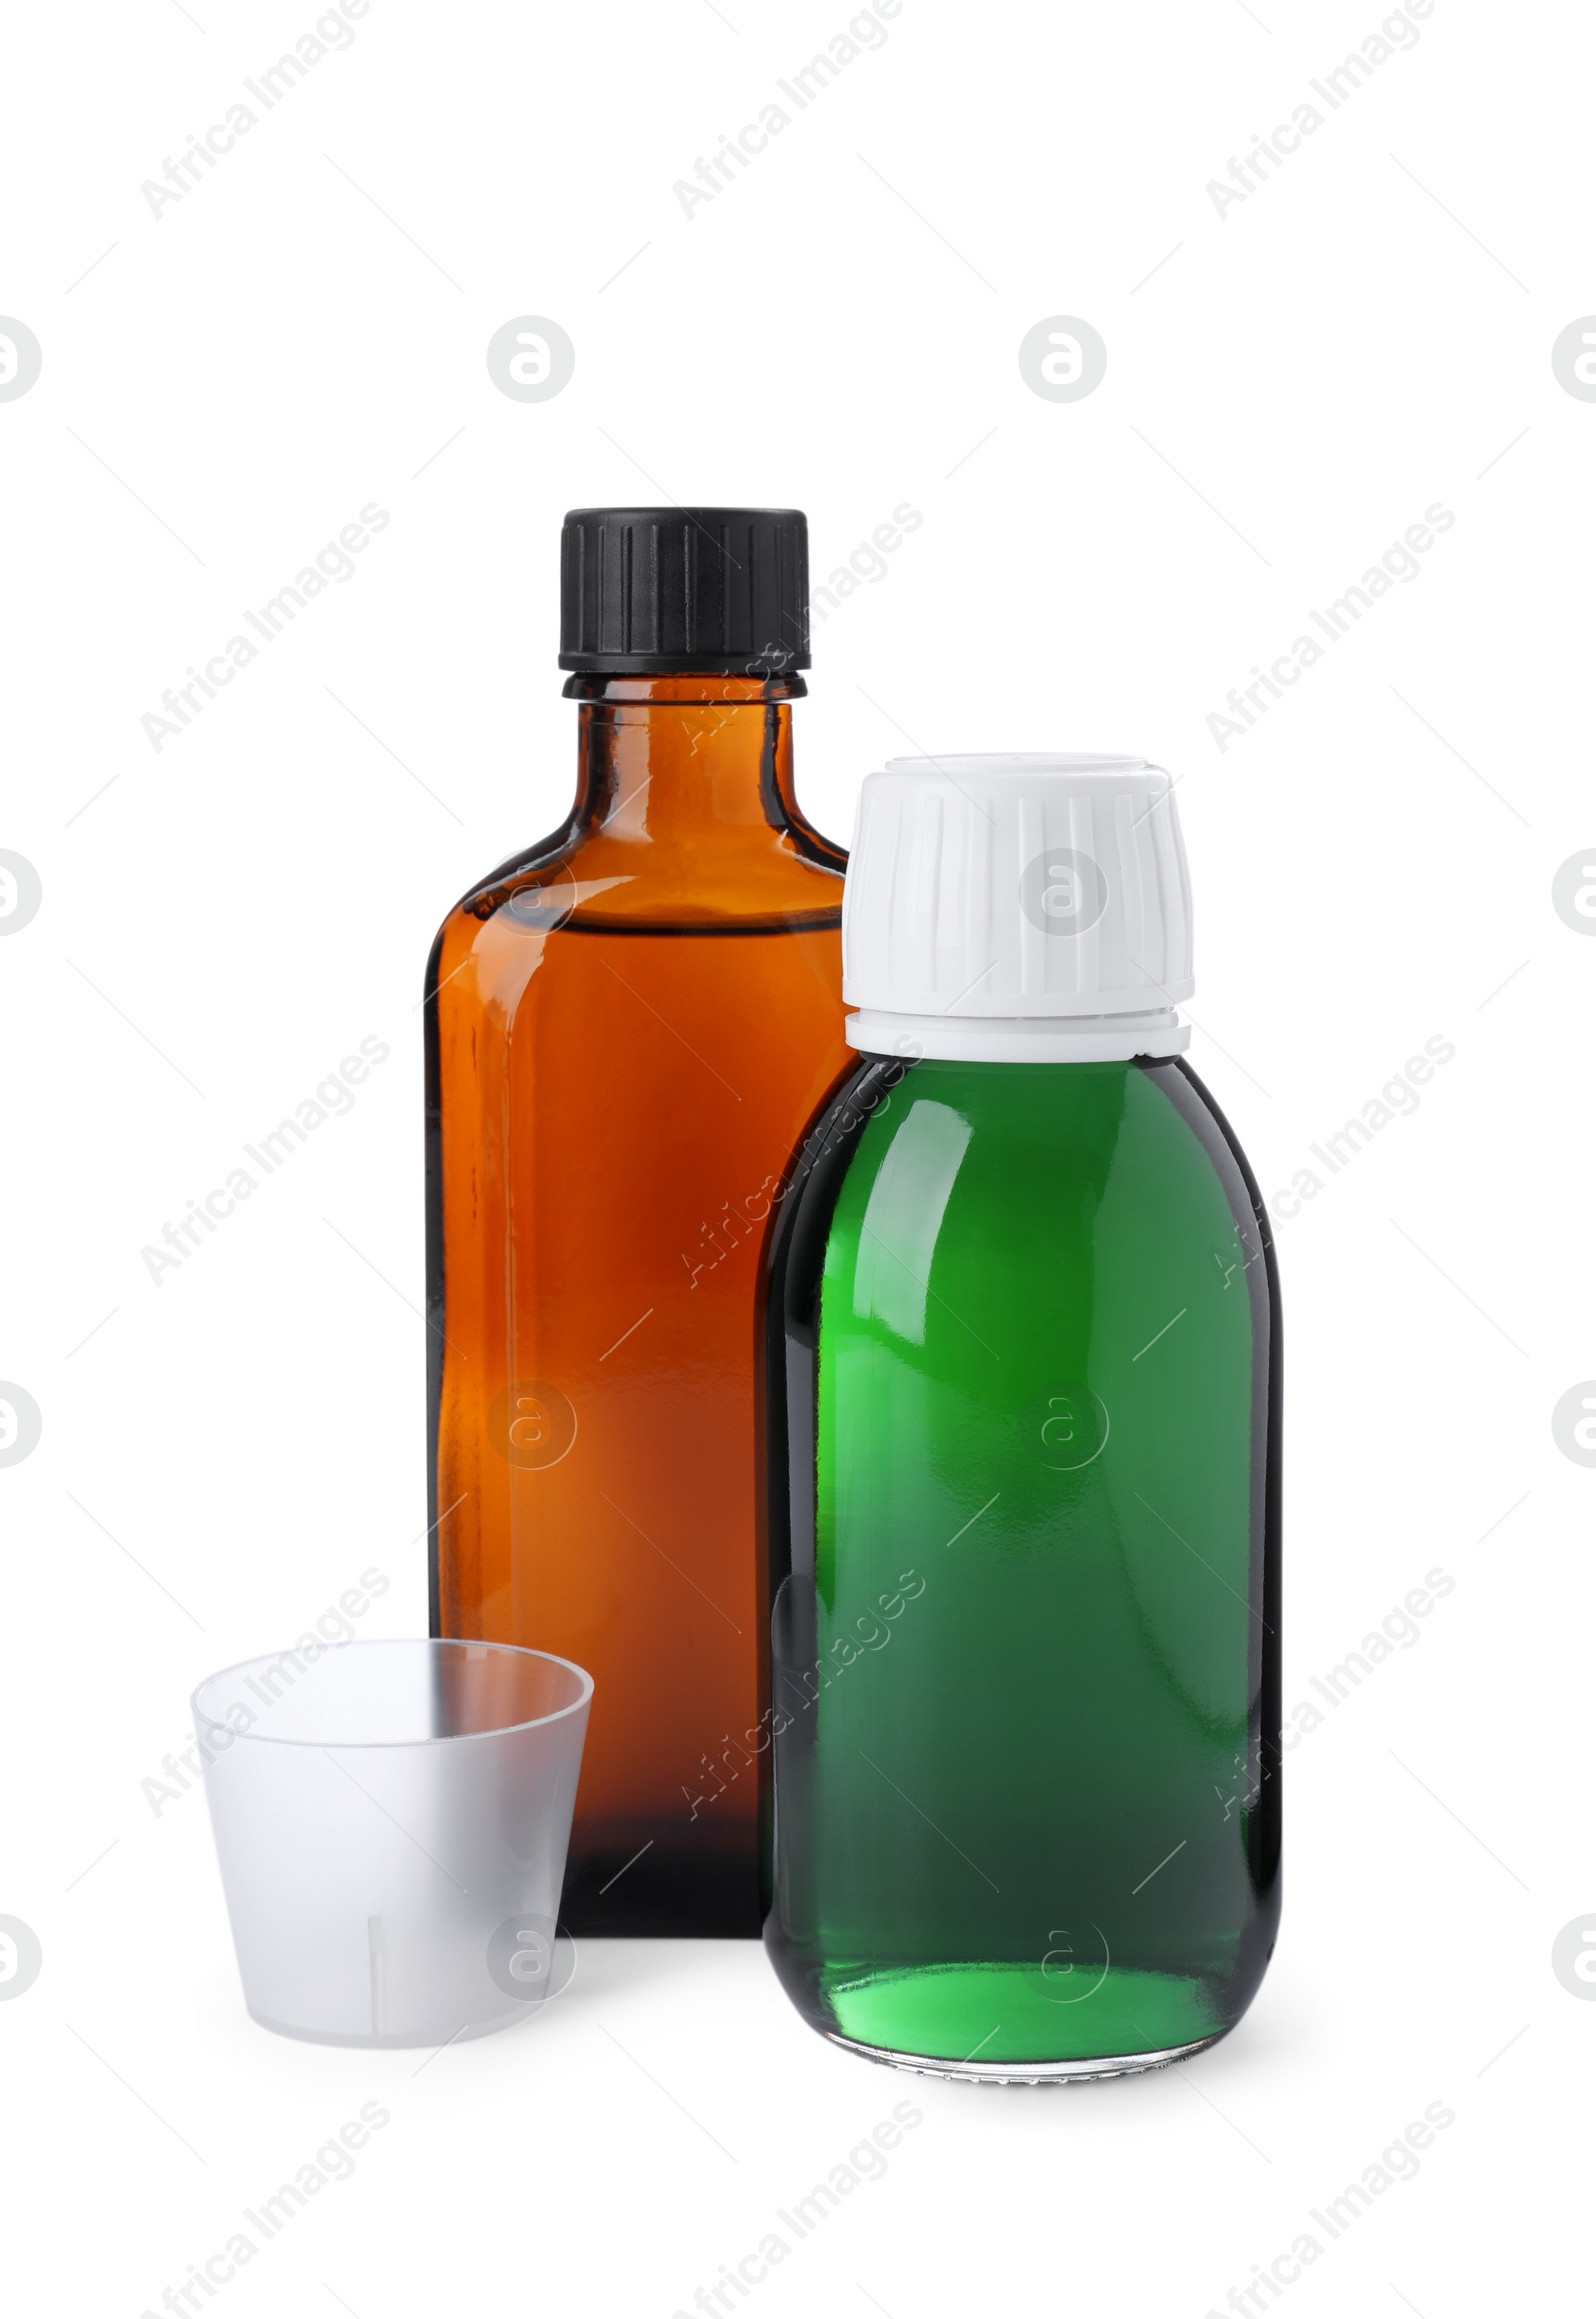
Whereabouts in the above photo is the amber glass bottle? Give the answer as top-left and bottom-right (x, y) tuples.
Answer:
(425, 508), (848, 1934)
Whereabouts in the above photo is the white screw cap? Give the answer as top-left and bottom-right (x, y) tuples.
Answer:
(841, 755), (1194, 1063)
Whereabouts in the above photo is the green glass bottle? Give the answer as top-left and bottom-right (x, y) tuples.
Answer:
(764, 756), (1281, 2080)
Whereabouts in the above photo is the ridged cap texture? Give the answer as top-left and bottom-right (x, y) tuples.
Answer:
(841, 755), (1194, 1020)
(559, 507), (810, 673)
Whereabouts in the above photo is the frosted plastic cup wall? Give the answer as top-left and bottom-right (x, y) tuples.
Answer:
(193, 1640), (592, 2048)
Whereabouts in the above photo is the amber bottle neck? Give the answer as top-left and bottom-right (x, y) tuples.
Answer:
(564, 672), (805, 840)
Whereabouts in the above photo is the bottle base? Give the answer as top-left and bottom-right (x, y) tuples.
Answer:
(822, 2024), (1227, 2085)
(561, 1826), (763, 1937)
(771, 1950), (1240, 2078)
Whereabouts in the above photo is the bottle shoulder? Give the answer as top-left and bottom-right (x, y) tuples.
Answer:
(826, 1053), (1218, 1146)
(425, 849), (847, 1033)
(789, 1056), (1273, 1273)
(770, 1054), (1279, 1377)
(435, 822), (844, 945)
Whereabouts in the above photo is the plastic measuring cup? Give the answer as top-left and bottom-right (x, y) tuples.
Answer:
(193, 1638), (592, 2047)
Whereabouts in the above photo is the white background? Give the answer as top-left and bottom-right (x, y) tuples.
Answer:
(1, 0), (1589, 2311)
